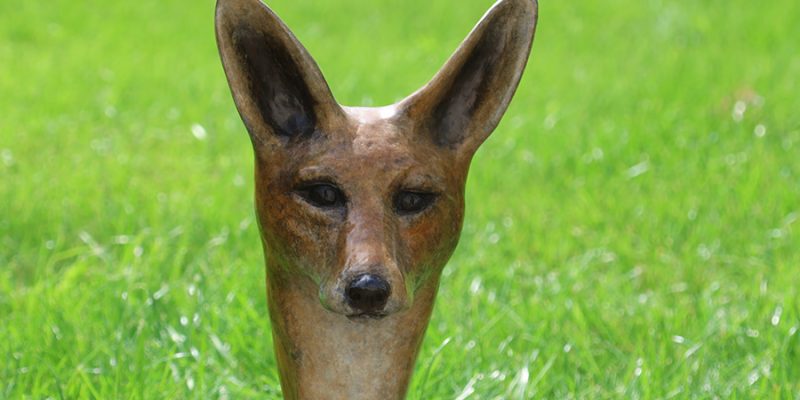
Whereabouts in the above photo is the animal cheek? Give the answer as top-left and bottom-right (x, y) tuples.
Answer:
(258, 196), (337, 278)
(401, 214), (460, 275)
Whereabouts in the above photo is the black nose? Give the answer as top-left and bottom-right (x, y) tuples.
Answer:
(345, 274), (391, 313)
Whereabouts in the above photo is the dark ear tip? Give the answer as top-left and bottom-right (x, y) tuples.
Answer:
(215, 0), (286, 48)
(214, 0), (241, 29)
(215, 0), (239, 18)
(504, 0), (538, 11)
(495, 0), (538, 23)
(215, 0), (274, 26)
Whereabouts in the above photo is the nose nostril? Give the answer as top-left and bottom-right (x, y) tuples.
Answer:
(345, 274), (391, 313)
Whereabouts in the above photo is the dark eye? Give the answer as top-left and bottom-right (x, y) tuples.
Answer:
(298, 183), (346, 208)
(394, 191), (437, 215)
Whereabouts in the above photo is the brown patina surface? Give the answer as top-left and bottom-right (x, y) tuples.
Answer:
(215, 0), (537, 398)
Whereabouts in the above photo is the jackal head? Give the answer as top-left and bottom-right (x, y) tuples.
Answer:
(216, 0), (537, 320)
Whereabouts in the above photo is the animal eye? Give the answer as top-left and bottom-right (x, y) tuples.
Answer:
(299, 183), (346, 208)
(394, 191), (437, 215)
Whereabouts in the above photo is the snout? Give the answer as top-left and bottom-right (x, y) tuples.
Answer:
(345, 274), (391, 316)
(319, 268), (411, 320)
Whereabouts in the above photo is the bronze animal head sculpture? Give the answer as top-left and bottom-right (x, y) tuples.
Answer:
(215, 0), (537, 397)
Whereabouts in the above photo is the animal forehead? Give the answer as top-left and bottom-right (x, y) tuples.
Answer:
(351, 126), (408, 157)
(288, 127), (449, 187)
(342, 106), (408, 144)
(320, 114), (426, 166)
(316, 134), (430, 174)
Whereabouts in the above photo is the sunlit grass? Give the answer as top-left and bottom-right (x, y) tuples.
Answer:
(1, 0), (799, 398)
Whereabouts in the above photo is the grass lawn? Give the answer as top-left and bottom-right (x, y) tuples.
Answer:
(2, 0), (799, 398)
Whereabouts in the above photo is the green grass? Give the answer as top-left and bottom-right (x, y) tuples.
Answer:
(2, 0), (799, 398)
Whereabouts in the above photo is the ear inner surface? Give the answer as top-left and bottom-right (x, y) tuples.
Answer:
(216, 0), (343, 144)
(429, 22), (509, 147)
(232, 27), (317, 139)
(399, 0), (538, 154)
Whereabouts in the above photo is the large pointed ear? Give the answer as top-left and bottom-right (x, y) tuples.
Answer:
(215, 0), (345, 145)
(398, 0), (537, 157)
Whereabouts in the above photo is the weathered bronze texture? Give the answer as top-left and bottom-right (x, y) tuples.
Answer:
(215, 0), (537, 398)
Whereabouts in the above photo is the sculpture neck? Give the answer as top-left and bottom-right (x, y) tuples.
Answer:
(265, 269), (438, 400)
